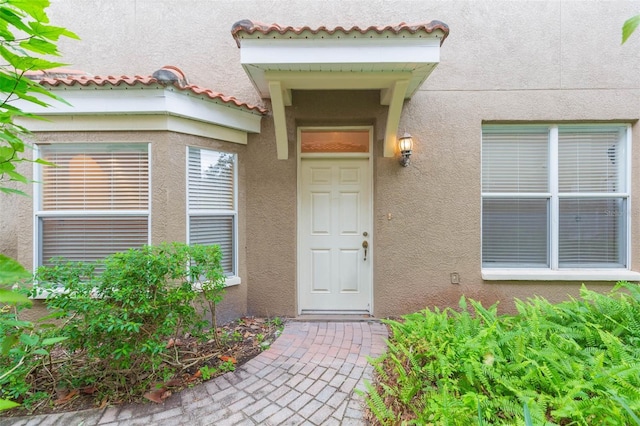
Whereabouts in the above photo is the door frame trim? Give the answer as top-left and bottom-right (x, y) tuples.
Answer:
(296, 125), (374, 315)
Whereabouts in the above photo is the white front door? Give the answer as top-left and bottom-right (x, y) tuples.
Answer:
(299, 158), (372, 313)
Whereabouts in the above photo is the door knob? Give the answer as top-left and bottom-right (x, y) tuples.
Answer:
(362, 240), (368, 261)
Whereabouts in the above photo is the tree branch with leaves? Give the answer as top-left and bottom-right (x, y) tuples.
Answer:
(0, 0), (78, 195)
(0, 0), (77, 412)
(622, 14), (640, 44)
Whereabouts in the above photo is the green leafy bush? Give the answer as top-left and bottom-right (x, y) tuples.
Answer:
(366, 282), (640, 425)
(0, 255), (66, 409)
(33, 242), (226, 398)
(0, 0), (78, 411)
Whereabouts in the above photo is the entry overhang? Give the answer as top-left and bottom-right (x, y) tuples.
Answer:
(232, 20), (449, 159)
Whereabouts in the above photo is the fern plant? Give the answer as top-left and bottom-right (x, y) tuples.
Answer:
(366, 282), (640, 425)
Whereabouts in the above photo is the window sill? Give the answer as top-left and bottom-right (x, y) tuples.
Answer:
(482, 269), (640, 282)
(30, 287), (64, 300)
(191, 276), (241, 291)
(224, 276), (241, 287)
(31, 276), (242, 300)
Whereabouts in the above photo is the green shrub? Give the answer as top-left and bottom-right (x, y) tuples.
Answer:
(366, 282), (640, 425)
(33, 242), (226, 398)
(0, 310), (65, 405)
(0, 255), (66, 409)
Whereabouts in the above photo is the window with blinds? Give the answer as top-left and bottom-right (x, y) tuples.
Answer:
(558, 128), (626, 267)
(36, 143), (150, 267)
(187, 147), (236, 276)
(482, 125), (628, 270)
(482, 128), (550, 267)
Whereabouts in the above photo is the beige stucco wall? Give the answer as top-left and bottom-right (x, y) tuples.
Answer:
(375, 89), (639, 317)
(0, 185), (20, 260)
(43, 1), (640, 95)
(2, 0), (639, 319)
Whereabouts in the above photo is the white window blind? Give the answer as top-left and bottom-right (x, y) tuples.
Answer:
(558, 129), (622, 193)
(41, 144), (148, 210)
(187, 147), (236, 276)
(188, 148), (234, 210)
(482, 198), (548, 267)
(558, 198), (624, 267)
(40, 217), (148, 265)
(482, 125), (628, 270)
(36, 143), (150, 266)
(482, 129), (549, 193)
(189, 216), (234, 274)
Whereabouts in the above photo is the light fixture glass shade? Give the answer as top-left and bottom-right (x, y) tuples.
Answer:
(399, 133), (413, 152)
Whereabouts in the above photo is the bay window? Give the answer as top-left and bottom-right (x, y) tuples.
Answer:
(482, 125), (631, 275)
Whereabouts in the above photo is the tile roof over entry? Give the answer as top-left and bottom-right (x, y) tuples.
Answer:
(231, 20), (450, 46)
(231, 20), (449, 159)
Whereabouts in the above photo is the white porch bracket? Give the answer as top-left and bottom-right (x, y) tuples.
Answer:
(267, 76), (411, 160)
(268, 80), (290, 159)
(383, 79), (409, 158)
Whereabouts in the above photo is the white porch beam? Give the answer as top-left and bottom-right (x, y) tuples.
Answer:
(265, 71), (412, 92)
(240, 38), (442, 67)
(268, 80), (289, 159)
(383, 79), (409, 157)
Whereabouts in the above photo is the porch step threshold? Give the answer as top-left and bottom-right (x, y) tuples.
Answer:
(295, 311), (378, 322)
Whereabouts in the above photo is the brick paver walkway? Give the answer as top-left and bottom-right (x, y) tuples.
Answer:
(2, 321), (388, 426)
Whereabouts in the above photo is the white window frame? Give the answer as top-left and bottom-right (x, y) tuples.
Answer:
(186, 146), (240, 287)
(481, 124), (640, 281)
(32, 142), (152, 277)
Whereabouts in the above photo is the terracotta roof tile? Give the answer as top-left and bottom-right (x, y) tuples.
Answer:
(231, 19), (449, 47)
(30, 66), (267, 115)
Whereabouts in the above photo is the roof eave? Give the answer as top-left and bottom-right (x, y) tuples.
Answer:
(16, 85), (263, 142)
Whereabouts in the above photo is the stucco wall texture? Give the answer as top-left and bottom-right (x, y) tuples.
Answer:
(2, 1), (639, 319)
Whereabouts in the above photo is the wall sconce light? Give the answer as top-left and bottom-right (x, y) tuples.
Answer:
(398, 132), (414, 167)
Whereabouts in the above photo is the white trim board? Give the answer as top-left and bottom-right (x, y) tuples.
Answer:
(14, 86), (262, 144)
(17, 115), (249, 145)
(482, 269), (640, 282)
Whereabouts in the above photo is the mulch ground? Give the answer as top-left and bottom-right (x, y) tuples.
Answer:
(1, 316), (284, 418)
